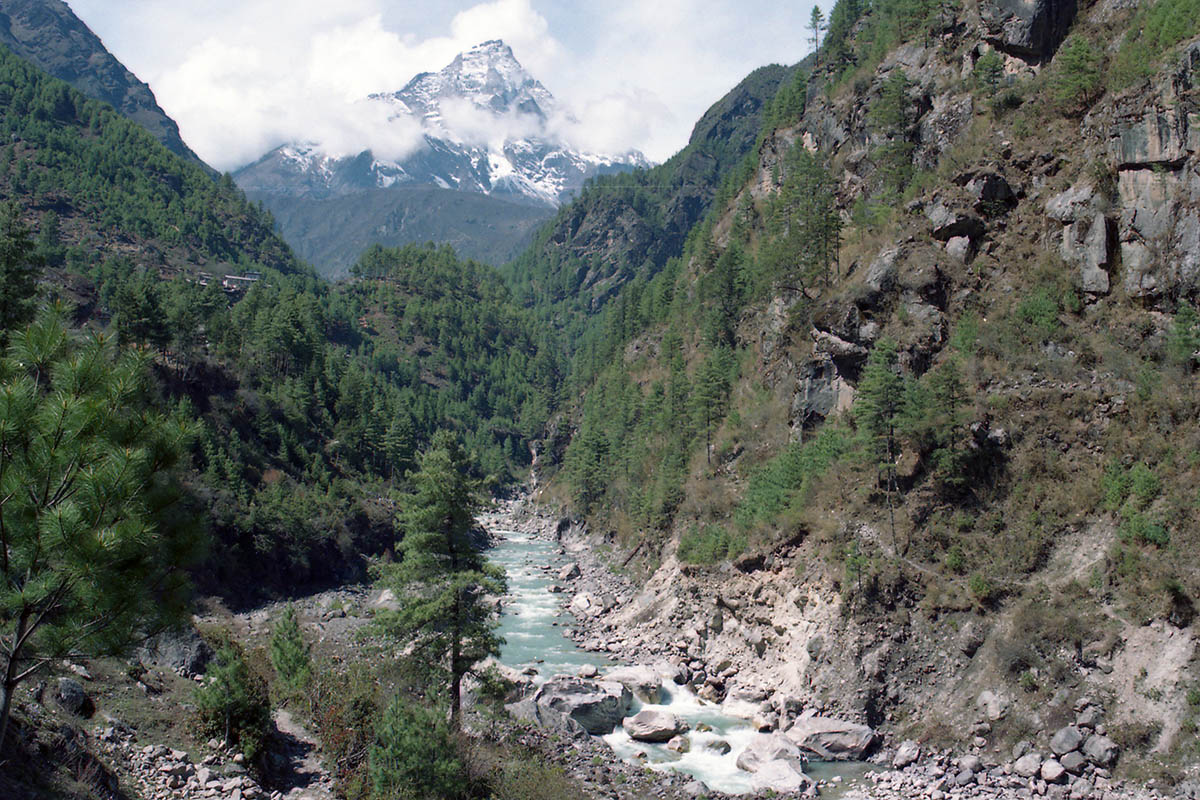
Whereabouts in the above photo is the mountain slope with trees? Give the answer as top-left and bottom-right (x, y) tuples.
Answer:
(537, 0), (1200, 784)
(0, 0), (209, 169)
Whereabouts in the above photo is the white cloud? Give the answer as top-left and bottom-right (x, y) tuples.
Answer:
(65, 0), (822, 171)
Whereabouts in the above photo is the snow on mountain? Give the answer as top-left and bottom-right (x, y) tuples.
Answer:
(235, 40), (647, 207)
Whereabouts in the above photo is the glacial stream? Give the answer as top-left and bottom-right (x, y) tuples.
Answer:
(489, 527), (876, 795)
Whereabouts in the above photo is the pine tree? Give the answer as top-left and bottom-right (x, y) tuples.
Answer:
(371, 431), (506, 727)
(0, 202), (43, 340)
(269, 604), (311, 697)
(810, 7), (826, 66)
(0, 309), (202, 751)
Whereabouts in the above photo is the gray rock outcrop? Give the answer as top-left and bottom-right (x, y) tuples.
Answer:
(980, 0), (1078, 61)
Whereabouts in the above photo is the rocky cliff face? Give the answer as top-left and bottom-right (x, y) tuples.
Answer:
(0, 0), (208, 169)
(549, 0), (1200, 786)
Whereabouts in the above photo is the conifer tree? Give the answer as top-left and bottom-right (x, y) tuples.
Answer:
(371, 431), (506, 727)
(0, 309), (202, 751)
(0, 203), (42, 341)
(269, 604), (311, 697)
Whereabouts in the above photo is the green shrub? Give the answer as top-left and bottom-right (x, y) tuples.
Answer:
(678, 524), (747, 565)
(1016, 287), (1060, 339)
(735, 424), (852, 528)
(194, 643), (272, 760)
(1110, 0), (1200, 89)
(1119, 509), (1170, 547)
(968, 573), (996, 603)
(369, 696), (467, 800)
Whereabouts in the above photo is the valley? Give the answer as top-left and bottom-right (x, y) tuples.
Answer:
(1, 0), (1199, 798)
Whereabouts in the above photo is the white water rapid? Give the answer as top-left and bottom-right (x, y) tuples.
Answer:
(488, 526), (876, 795)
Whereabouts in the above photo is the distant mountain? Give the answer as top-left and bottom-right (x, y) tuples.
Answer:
(0, 0), (209, 170)
(258, 184), (551, 279)
(235, 40), (646, 276)
(238, 40), (646, 207)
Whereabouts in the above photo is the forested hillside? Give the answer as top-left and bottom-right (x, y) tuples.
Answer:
(0, 42), (558, 598)
(537, 0), (1200, 781)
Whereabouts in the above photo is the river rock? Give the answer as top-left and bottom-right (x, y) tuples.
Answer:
(736, 732), (808, 773)
(558, 563), (581, 581)
(510, 676), (631, 735)
(706, 739), (732, 755)
(603, 665), (663, 704)
(785, 710), (877, 760)
(666, 735), (690, 753)
(623, 708), (685, 742)
(749, 759), (815, 794)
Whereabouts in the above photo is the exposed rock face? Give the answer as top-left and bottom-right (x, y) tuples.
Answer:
(622, 708), (685, 742)
(785, 711), (877, 760)
(602, 665), (664, 704)
(1045, 183), (1113, 295)
(509, 676), (631, 735)
(1107, 42), (1200, 300)
(927, 201), (985, 241)
(791, 358), (853, 432)
(979, 0), (1078, 61)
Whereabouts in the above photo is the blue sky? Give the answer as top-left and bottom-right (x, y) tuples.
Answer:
(67, 0), (823, 171)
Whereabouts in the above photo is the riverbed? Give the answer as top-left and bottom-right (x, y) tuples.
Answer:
(488, 524), (877, 796)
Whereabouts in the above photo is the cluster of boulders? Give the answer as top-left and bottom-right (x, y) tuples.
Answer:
(93, 731), (276, 800)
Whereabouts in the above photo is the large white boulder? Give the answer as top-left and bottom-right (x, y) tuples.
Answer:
(785, 710), (877, 760)
(735, 732), (807, 773)
(511, 676), (631, 735)
(749, 759), (815, 794)
(622, 708), (686, 743)
(602, 665), (664, 704)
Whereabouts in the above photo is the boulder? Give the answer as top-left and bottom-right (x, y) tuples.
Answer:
(893, 739), (921, 768)
(979, 0), (1077, 61)
(1014, 752), (1043, 778)
(558, 563), (581, 581)
(569, 593), (594, 617)
(1050, 726), (1084, 756)
(623, 709), (685, 743)
(1041, 758), (1067, 783)
(946, 235), (973, 264)
(706, 739), (733, 755)
(1060, 750), (1087, 774)
(511, 676), (631, 735)
(370, 589), (400, 612)
(863, 247), (901, 298)
(55, 678), (92, 717)
(785, 711), (877, 760)
(749, 759), (815, 795)
(968, 172), (1017, 214)
(977, 690), (1008, 722)
(603, 665), (663, 704)
(138, 627), (213, 676)
(736, 732), (808, 773)
(1082, 734), (1119, 766)
(666, 735), (690, 753)
(926, 201), (985, 241)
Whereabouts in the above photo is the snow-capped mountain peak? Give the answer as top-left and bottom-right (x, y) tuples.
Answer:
(236, 40), (646, 208)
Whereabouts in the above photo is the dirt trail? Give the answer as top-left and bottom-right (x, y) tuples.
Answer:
(270, 708), (337, 800)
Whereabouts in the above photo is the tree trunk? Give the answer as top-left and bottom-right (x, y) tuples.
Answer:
(0, 680), (14, 755)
